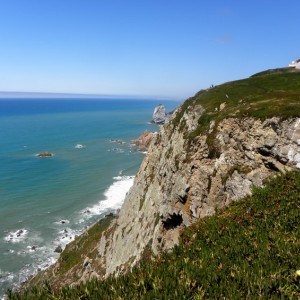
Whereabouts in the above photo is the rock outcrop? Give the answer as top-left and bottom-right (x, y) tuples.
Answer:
(93, 114), (300, 278)
(151, 104), (173, 124)
(130, 130), (157, 151)
(36, 152), (53, 157)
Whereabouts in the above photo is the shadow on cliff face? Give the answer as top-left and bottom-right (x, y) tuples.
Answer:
(162, 213), (183, 230)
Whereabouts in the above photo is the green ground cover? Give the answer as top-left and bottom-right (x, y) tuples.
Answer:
(8, 172), (300, 299)
(172, 68), (300, 139)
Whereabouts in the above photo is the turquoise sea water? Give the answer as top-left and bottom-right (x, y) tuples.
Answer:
(0, 98), (180, 296)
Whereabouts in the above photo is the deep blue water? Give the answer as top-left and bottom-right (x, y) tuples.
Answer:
(0, 98), (180, 296)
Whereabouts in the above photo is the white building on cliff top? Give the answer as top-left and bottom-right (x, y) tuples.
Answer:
(289, 58), (300, 69)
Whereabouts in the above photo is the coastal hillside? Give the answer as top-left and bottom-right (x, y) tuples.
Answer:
(10, 171), (300, 299)
(20, 67), (300, 294)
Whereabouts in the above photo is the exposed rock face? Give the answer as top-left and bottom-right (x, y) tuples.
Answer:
(28, 100), (300, 289)
(96, 112), (300, 278)
(151, 104), (171, 124)
(130, 130), (157, 151)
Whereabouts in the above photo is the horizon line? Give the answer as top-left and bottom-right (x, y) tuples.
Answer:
(0, 91), (183, 101)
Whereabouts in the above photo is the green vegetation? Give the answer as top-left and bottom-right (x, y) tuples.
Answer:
(9, 172), (300, 299)
(59, 214), (114, 275)
(25, 213), (115, 289)
(172, 68), (300, 139)
(221, 165), (252, 185)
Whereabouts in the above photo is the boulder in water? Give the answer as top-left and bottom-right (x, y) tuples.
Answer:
(54, 245), (63, 253)
(36, 152), (53, 158)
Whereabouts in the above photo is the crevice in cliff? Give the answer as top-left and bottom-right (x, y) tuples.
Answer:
(162, 213), (183, 230)
(178, 193), (188, 204)
(263, 159), (280, 172)
(207, 176), (212, 194)
(206, 124), (221, 159)
(257, 147), (271, 156)
(177, 187), (190, 204)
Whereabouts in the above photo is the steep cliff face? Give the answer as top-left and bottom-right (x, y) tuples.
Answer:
(26, 68), (300, 288)
(95, 115), (300, 278)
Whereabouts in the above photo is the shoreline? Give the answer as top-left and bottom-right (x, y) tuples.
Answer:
(1, 174), (135, 298)
(20, 212), (117, 293)
(0, 99), (179, 298)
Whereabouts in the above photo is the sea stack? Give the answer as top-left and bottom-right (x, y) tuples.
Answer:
(151, 104), (169, 124)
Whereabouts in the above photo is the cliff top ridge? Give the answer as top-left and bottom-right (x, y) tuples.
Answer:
(172, 67), (300, 139)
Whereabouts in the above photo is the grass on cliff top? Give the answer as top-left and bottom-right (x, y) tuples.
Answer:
(172, 67), (300, 138)
(8, 171), (300, 299)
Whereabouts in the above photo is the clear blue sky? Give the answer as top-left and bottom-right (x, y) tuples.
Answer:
(0, 1), (299, 99)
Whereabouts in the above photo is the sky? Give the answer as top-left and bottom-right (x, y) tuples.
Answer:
(0, 1), (299, 99)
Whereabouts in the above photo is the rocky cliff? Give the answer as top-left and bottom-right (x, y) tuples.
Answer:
(25, 68), (300, 289)
(130, 130), (157, 151)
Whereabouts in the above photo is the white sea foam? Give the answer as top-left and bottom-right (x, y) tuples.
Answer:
(0, 255), (57, 298)
(81, 175), (134, 217)
(26, 245), (38, 253)
(75, 144), (85, 149)
(4, 229), (28, 243)
(1, 175), (135, 297)
(55, 227), (81, 247)
(1, 239), (66, 296)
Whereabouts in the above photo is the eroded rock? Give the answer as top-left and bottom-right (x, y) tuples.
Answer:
(131, 130), (157, 151)
(151, 104), (174, 124)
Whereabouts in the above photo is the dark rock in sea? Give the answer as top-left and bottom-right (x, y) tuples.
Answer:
(110, 139), (127, 145)
(54, 245), (63, 253)
(105, 212), (115, 218)
(16, 230), (23, 237)
(36, 152), (53, 158)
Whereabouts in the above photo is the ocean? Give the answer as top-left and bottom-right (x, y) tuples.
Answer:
(0, 98), (180, 297)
